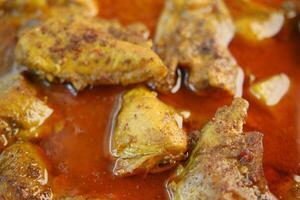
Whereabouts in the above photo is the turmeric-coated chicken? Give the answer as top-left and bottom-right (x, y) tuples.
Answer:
(111, 87), (187, 176)
(229, 0), (284, 41)
(16, 15), (167, 91)
(154, 0), (244, 96)
(0, 0), (98, 17)
(168, 98), (276, 200)
(0, 0), (47, 11)
(0, 142), (53, 199)
(0, 73), (53, 150)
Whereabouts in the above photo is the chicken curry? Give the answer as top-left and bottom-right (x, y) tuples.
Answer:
(0, 0), (299, 199)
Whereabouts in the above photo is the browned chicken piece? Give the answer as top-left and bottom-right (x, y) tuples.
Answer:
(168, 98), (276, 200)
(0, 73), (53, 151)
(154, 0), (244, 96)
(0, 0), (98, 77)
(0, 142), (53, 199)
(111, 87), (187, 176)
(15, 14), (167, 91)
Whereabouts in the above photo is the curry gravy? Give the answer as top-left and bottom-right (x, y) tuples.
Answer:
(0, 0), (299, 199)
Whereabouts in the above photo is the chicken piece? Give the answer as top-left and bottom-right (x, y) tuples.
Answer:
(47, 0), (99, 17)
(168, 98), (276, 200)
(0, 73), (53, 150)
(0, 0), (98, 17)
(230, 0), (284, 41)
(16, 15), (167, 91)
(250, 73), (290, 106)
(0, 0), (47, 11)
(0, 142), (53, 199)
(154, 0), (244, 96)
(111, 87), (187, 176)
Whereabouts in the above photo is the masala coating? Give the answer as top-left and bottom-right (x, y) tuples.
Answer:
(0, 0), (98, 17)
(154, 0), (244, 96)
(168, 98), (276, 200)
(0, 74), (53, 151)
(111, 87), (187, 176)
(0, 0), (47, 11)
(0, 142), (53, 199)
(15, 15), (167, 91)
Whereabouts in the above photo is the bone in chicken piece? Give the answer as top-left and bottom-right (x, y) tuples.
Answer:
(229, 0), (284, 41)
(111, 87), (187, 176)
(154, 0), (244, 96)
(16, 15), (167, 91)
(0, 142), (53, 199)
(0, 74), (53, 151)
(168, 98), (276, 200)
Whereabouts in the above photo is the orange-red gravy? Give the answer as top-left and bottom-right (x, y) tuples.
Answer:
(3, 0), (300, 199)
